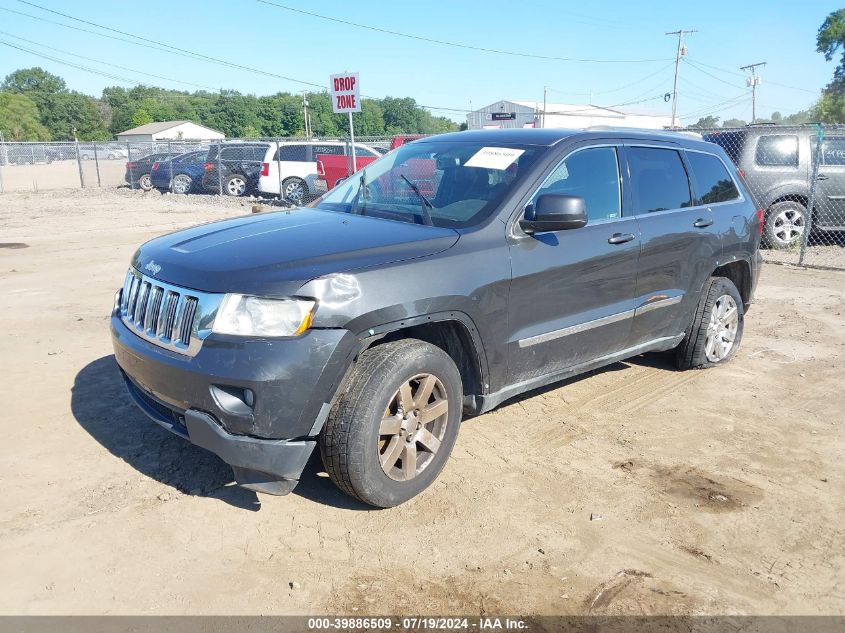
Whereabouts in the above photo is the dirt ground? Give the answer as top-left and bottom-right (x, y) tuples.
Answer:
(0, 188), (843, 616)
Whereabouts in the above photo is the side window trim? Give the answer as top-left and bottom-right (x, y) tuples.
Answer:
(683, 148), (745, 207)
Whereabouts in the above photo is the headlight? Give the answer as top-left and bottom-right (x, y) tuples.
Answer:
(212, 294), (315, 337)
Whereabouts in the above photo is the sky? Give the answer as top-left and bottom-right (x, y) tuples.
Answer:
(0, 0), (840, 125)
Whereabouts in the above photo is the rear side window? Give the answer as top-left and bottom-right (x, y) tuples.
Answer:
(686, 152), (740, 204)
(354, 146), (379, 157)
(275, 144), (309, 161)
(821, 137), (845, 165)
(628, 147), (692, 214)
(533, 146), (621, 222)
(311, 144), (344, 157)
(755, 135), (799, 167)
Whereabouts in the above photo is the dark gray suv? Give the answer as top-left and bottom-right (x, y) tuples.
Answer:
(704, 126), (845, 249)
(111, 129), (762, 507)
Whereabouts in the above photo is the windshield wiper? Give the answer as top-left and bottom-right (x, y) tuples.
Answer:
(350, 170), (368, 216)
(400, 174), (434, 226)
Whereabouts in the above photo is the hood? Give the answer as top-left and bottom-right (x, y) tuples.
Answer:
(131, 208), (460, 295)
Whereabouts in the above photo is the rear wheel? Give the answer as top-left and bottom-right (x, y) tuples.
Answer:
(675, 277), (744, 369)
(138, 173), (153, 191)
(282, 177), (307, 204)
(172, 174), (193, 194)
(764, 201), (806, 249)
(320, 339), (462, 508)
(225, 174), (247, 196)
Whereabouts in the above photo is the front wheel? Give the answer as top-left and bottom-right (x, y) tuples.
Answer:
(320, 339), (463, 508)
(675, 277), (744, 369)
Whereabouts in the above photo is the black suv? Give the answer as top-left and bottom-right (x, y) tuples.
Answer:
(704, 126), (845, 249)
(111, 129), (761, 507)
(201, 142), (269, 196)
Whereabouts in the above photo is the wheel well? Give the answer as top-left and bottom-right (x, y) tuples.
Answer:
(713, 260), (752, 307)
(375, 320), (484, 399)
(768, 194), (808, 211)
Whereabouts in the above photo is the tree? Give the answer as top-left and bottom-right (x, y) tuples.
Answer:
(722, 118), (747, 128)
(688, 115), (720, 129)
(38, 92), (110, 140)
(817, 9), (845, 93)
(1, 67), (66, 96)
(771, 111), (783, 122)
(131, 108), (153, 127)
(0, 92), (50, 140)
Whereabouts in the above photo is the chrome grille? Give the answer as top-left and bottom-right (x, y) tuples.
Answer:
(117, 268), (221, 356)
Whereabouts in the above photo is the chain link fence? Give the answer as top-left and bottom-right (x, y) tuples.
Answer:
(1, 127), (843, 269)
(696, 124), (845, 270)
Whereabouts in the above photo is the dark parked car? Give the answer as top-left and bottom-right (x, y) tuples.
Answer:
(112, 129), (761, 507)
(150, 151), (207, 194)
(125, 152), (181, 191)
(201, 142), (268, 196)
(704, 126), (845, 248)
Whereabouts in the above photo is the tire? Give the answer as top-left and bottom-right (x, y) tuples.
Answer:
(282, 177), (307, 204)
(224, 174), (247, 196)
(107, 153), (117, 160)
(172, 174), (193, 194)
(320, 339), (463, 508)
(138, 173), (153, 191)
(81, 153), (90, 161)
(763, 201), (806, 249)
(675, 277), (744, 370)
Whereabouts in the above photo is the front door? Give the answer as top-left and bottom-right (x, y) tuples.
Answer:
(506, 145), (641, 385)
(815, 135), (845, 230)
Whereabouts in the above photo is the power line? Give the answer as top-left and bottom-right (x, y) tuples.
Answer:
(546, 61), (676, 98)
(253, 0), (673, 64)
(0, 31), (222, 92)
(1, 4), (474, 114)
(683, 59), (744, 89)
(685, 57), (818, 94)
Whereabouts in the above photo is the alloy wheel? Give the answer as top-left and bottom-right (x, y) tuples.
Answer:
(284, 180), (305, 203)
(771, 207), (805, 247)
(378, 373), (449, 482)
(227, 176), (246, 196)
(704, 294), (739, 362)
(172, 175), (192, 194)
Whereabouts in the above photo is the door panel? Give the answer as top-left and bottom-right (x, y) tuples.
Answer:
(623, 145), (721, 345)
(506, 145), (641, 385)
(815, 136), (845, 229)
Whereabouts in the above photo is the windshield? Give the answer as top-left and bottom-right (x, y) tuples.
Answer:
(314, 140), (543, 228)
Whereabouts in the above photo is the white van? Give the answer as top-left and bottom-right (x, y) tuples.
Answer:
(258, 140), (381, 203)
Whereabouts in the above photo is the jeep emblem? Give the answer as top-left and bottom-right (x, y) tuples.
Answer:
(144, 260), (162, 276)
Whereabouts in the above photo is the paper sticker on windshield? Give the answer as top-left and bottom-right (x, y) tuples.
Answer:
(464, 147), (525, 170)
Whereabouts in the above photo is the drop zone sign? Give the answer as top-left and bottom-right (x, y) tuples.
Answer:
(330, 73), (361, 113)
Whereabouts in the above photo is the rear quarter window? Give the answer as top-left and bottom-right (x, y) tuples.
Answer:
(755, 135), (799, 167)
(686, 151), (740, 204)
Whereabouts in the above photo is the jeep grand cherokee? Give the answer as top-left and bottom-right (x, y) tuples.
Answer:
(111, 129), (762, 507)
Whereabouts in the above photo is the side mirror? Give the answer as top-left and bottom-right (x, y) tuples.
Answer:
(519, 194), (588, 234)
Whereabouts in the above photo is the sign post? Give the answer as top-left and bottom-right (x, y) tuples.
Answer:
(330, 72), (361, 174)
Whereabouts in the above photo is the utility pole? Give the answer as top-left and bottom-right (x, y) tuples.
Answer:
(302, 91), (311, 138)
(740, 62), (766, 123)
(666, 29), (696, 128)
(542, 86), (547, 128)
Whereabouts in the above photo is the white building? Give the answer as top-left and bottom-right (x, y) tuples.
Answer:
(467, 100), (672, 131)
(115, 121), (225, 142)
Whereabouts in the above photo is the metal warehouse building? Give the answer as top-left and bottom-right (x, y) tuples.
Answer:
(467, 100), (672, 130)
(115, 121), (225, 142)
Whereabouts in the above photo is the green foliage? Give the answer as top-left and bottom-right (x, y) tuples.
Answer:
(817, 9), (845, 93)
(0, 92), (50, 141)
(813, 91), (845, 123)
(131, 107), (153, 127)
(1, 67), (66, 95)
(722, 118), (747, 128)
(38, 92), (110, 140)
(688, 115), (720, 129)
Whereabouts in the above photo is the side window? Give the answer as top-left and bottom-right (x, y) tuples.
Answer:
(687, 152), (740, 204)
(755, 135), (799, 167)
(276, 144), (308, 161)
(221, 146), (252, 161)
(251, 146), (269, 162)
(355, 146), (378, 157)
(310, 145), (343, 158)
(821, 138), (845, 165)
(532, 147), (621, 222)
(628, 147), (692, 214)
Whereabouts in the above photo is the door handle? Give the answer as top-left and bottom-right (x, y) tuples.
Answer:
(816, 174), (829, 181)
(608, 232), (636, 244)
(693, 218), (714, 228)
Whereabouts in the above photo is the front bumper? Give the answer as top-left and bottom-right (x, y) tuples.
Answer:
(111, 313), (359, 493)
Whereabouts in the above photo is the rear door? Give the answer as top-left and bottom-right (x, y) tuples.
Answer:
(814, 136), (845, 229)
(623, 144), (721, 346)
(506, 143), (642, 383)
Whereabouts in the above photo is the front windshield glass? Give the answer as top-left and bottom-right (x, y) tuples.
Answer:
(314, 140), (543, 228)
